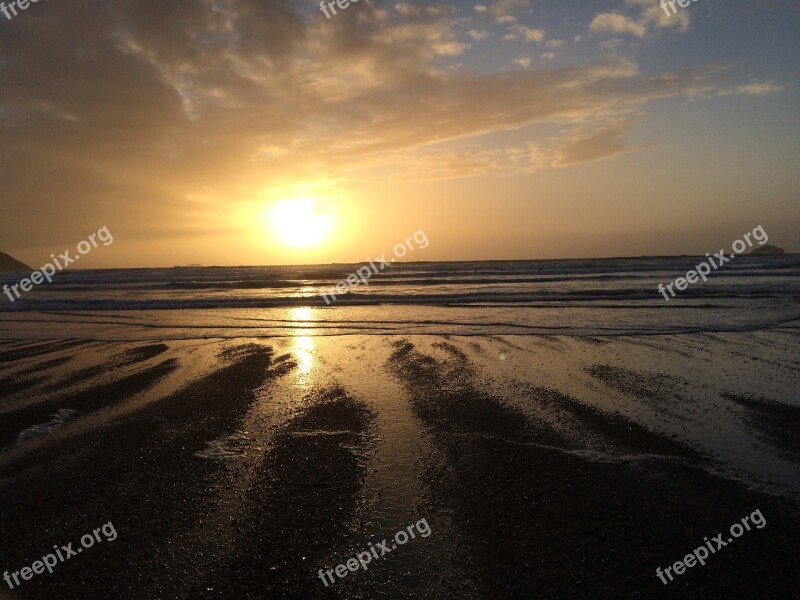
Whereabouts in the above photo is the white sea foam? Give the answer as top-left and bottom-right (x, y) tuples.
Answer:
(194, 430), (262, 462)
(17, 409), (77, 443)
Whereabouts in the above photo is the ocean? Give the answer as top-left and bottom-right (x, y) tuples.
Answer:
(1, 256), (799, 339)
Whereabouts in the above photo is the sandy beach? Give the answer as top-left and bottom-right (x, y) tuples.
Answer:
(1, 330), (798, 598)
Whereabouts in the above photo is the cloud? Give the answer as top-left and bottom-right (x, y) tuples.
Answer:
(513, 57), (532, 68)
(688, 79), (786, 100)
(625, 0), (690, 33)
(493, 0), (532, 16)
(590, 13), (647, 38)
(554, 119), (650, 166)
(383, 144), (549, 181)
(590, 0), (690, 40)
(384, 117), (655, 180)
(468, 29), (490, 41)
(503, 24), (545, 43)
(728, 81), (785, 96)
(0, 0), (785, 253)
(396, 3), (423, 17)
(475, 0), (532, 22)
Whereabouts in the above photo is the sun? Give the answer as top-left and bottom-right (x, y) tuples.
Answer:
(263, 198), (336, 249)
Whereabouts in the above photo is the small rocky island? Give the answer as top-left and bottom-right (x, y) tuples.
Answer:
(0, 252), (31, 272)
(750, 244), (786, 255)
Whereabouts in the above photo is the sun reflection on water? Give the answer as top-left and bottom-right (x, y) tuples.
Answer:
(289, 307), (315, 382)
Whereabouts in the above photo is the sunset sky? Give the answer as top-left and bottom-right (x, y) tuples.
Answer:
(1, 0), (797, 268)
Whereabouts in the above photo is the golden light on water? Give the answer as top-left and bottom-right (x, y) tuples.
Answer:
(293, 335), (315, 375)
(289, 307), (315, 378)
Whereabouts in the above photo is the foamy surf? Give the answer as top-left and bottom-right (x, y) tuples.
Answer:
(17, 409), (78, 443)
(194, 430), (262, 462)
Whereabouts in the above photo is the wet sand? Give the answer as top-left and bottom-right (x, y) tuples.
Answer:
(0, 331), (798, 598)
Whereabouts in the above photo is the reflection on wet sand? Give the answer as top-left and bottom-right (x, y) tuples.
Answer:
(288, 307), (316, 382)
(0, 332), (798, 597)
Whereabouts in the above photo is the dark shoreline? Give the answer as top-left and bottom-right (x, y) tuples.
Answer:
(0, 335), (798, 598)
(386, 340), (800, 597)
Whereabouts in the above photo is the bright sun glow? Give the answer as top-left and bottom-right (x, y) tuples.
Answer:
(264, 198), (336, 249)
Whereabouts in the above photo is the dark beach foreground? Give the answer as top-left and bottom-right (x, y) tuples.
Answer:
(0, 331), (798, 598)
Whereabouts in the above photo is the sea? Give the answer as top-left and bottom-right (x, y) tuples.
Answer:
(1, 256), (799, 340)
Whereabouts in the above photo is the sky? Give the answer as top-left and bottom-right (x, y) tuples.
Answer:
(0, 0), (798, 268)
